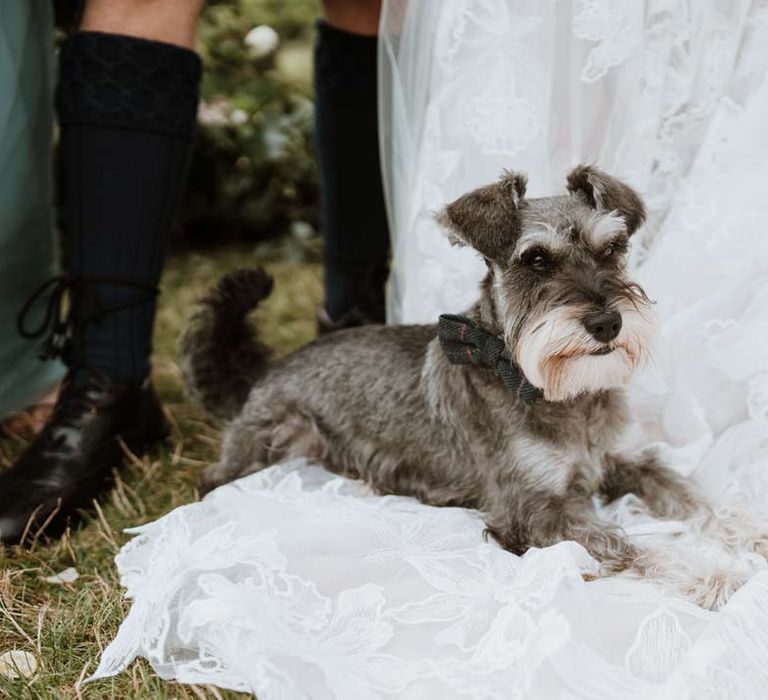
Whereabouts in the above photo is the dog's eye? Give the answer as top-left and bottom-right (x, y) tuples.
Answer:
(602, 239), (628, 260)
(521, 247), (553, 271)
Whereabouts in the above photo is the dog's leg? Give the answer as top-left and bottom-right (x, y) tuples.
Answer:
(199, 399), (331, 496)
(600, 450), (763, 607)
(484, 486), (640, 576)
(602, 450), (768, 558)
(484, 480), (745, 608)
(601, 450), (704, 520)
(198, 415), (271, 496)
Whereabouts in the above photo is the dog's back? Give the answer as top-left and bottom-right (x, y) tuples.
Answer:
(181, 273), (484, 503)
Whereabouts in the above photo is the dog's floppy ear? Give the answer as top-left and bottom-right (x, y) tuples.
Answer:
(436, 170), (527, 260)
(566, 165), (646, 235)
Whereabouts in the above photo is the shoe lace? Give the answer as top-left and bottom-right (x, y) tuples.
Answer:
(16, 275), (158, 443)
(16, 274), (158, 363)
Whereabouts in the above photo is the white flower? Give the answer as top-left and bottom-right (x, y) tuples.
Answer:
(230, 108), (249, 126)
(198, 99), (230, 126)
(244, 25), (279, 59)
(198, 100), (250, 128)
(291, 221), (315, 240)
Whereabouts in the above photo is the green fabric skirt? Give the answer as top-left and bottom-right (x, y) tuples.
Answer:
(0, 1), (64, 417)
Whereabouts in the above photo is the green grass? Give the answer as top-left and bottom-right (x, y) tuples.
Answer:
(0, 246), (322, 698)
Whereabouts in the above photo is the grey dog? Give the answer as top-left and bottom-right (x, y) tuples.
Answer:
(181, 165), (766, 608)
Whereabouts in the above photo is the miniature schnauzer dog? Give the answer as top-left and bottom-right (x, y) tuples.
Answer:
(181, 165), (767, 608)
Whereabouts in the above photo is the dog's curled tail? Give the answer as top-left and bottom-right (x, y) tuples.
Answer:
(179, 267), (273, 421)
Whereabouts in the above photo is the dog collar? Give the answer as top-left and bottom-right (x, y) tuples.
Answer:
(437, 314), (543, 405)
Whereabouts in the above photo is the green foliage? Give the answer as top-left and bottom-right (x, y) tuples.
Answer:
(178, 0), (322, 248)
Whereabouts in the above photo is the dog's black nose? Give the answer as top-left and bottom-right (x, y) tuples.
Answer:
(584, 311), (622, 343)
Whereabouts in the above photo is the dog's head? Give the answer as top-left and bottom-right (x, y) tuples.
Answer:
(437, 165), (656, 402)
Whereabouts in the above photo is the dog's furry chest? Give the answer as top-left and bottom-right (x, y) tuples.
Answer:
(498, 391), (629, 496)
(425, 345), (630, 498)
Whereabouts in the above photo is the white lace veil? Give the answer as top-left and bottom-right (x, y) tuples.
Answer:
(379, 0), (768, 323)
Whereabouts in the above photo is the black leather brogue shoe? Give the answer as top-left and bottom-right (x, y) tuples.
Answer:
(0, 370), (170, 545)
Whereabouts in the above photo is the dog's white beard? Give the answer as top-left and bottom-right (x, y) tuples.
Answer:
(515, 302), (657, 402)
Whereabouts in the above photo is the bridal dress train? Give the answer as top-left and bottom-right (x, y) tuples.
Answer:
(91, 1), (768, 698)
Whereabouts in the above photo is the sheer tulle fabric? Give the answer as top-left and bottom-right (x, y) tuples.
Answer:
(91, 1), (768, 697)
(379, 0), (768, 324)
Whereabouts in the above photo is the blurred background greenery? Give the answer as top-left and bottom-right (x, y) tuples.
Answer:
(179, 0), (322, 252)
(181, 0), (322, 251)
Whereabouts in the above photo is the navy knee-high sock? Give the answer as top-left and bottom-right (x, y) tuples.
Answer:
(55, 32), (201, 383)
(314, 21), (390, 323)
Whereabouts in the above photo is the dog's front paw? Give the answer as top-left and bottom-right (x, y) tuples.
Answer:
(684, 568), (746, 610)
(704, 506), (768, 558)
(743, 531), (768, 560)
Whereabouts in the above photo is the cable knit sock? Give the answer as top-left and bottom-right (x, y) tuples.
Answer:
(56, 31), (201, 383)
(314, 20), (390, 323)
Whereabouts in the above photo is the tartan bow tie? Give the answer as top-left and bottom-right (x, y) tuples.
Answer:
(437, 314), (543, 405)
